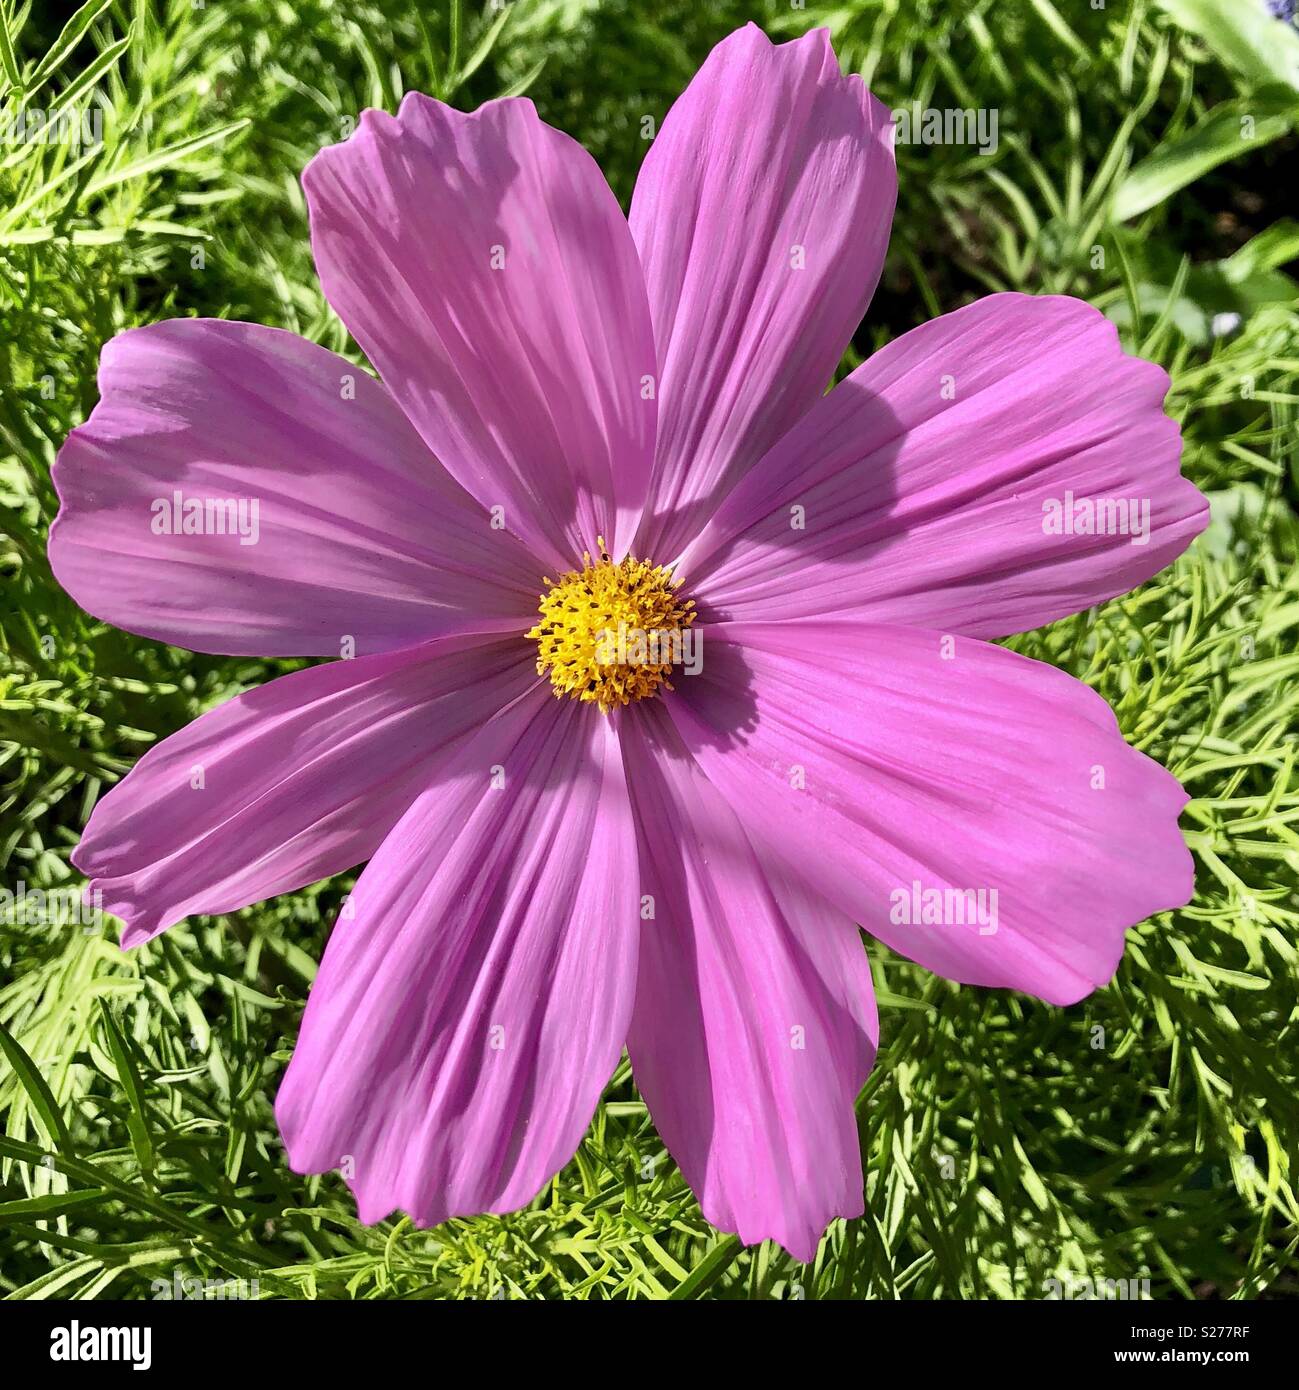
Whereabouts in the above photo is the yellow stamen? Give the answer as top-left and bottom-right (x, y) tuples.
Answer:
(527, 538), (696, 715)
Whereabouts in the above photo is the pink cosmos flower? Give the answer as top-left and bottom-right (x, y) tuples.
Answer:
(49, 24), (1207, 1261)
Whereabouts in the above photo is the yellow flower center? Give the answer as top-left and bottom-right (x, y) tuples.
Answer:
(528, 540), (696, 714)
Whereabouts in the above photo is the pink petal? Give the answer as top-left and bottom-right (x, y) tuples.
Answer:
(50, 319), (539, 657)
(683, 294), (1207, 636)
(303, 94), (657, 569)
(276, 695), (639, 1227)
(622, 703), (877, 1263)
(669, 620), (1194, 1007)
(631, 24), (896, 561)
(78, 634), (533, 946)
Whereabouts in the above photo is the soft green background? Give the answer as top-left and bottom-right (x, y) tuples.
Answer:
(1, 0), (1297, 1299)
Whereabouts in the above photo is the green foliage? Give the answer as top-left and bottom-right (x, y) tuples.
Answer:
(1, 0), (1296, 1299)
